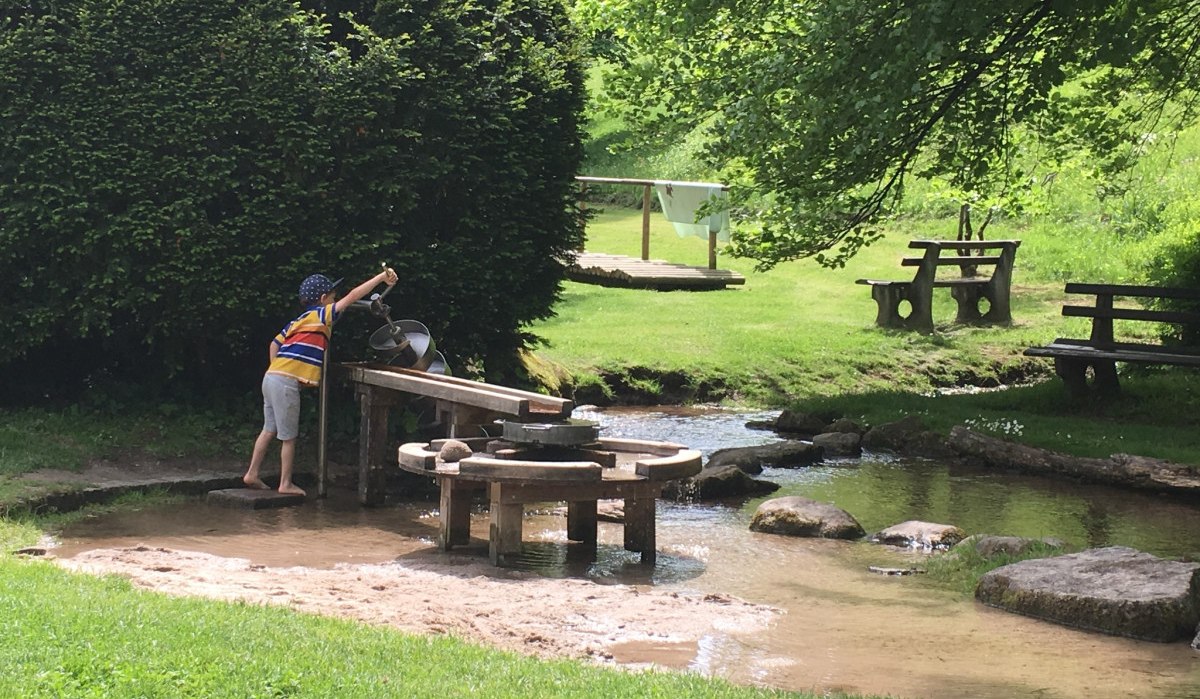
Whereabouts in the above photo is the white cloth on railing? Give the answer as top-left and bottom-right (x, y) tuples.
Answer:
(654, 180), (730, 242)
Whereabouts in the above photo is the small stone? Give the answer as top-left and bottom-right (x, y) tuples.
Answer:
(438, 440), (473, 463)
(868, 566), (925, 576)
(749, 496), (865, 539)
(873, 521), (966, 550)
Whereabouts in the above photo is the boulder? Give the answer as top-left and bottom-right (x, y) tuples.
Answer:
(825, 417), (865, 435)
(955, 534), (1067, 558)
(749, 496), (865, 540)
(975, 546), (1200, 642)
(812, 432), (862, 457)
(861, 415), (925, 451)
(949, 426), (1200, 496)
(774, 410), (829, 436)
(438, 440), (473, 463)
(662, 464), (780, 501)
(706, 441), (824, 473)
(872, 521), (966, 550)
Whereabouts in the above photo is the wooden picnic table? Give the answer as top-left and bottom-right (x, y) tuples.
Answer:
(1025, 283), (1200, 397)
(856, 239), (1020, 332)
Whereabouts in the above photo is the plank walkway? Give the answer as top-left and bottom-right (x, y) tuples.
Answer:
(567, 252), (746, 291)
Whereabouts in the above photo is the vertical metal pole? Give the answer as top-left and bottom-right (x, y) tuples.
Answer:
(641, 184), (651, 261)
(317, 345), (329, 498)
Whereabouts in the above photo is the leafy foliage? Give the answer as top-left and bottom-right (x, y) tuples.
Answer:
(0, 0), (585, 400)
(576, 0), (1200, 268)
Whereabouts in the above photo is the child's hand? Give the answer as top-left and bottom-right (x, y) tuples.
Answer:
(383, 267), (398, 285)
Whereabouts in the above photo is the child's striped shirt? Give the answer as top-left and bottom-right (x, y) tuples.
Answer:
(266, 304), (340, 385)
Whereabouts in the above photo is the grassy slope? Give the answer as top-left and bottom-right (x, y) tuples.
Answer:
(535, 207), (1078, 401)
(530, 208), (1200, 465)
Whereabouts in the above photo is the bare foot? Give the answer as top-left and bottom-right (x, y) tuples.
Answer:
(243, 476), (270, 490)
(278, 484), (306, 496)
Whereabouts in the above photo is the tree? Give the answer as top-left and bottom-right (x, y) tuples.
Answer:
(0, 0), (585, 401)
(577, 0), (1200, 268)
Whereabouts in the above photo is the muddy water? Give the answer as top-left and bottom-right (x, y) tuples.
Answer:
(56, 406), (1200, 699)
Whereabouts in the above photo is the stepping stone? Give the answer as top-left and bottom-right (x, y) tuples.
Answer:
(976, 546), (1200, 642)
(207, 488), (306, 509)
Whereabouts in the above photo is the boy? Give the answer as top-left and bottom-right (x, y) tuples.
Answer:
(243, 267), (399, 495)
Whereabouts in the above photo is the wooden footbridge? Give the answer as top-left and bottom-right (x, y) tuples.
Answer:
(573, 176), (746, 291)
(568, 252), (745, 291)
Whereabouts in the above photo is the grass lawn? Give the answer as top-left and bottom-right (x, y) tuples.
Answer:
(529, 206), (1200, 466)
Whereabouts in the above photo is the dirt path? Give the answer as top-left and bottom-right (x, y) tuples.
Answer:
(58, 546), (777, 662)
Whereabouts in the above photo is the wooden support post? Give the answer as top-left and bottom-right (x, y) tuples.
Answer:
(708, 230), (717, 270)
(641, 183), (651, 261)
(439, 478), (473, 549)
(567, 500), (598, 544)
(489, 482), (524, 565)
(623, 493), (657, 564)
(356, 385), (394, 506)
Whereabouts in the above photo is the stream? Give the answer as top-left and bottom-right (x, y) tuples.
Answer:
(55, 406), (1200, 699)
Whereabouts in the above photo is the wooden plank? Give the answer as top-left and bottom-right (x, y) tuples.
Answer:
(1062, 305), (1200, 325)
(458, 456), (602, 482)
(354, 364), (572, 416)
(902, 255), (1002, 266)
(1025, 344), (1200, 366)
(398, 442), (438, 471)
(931, 279), (990, 288)
(909, 239), (1021, 249)
(343, 364), (532, 417)
(634, 449), (702, 481)
(1065, 283), (1200, 300)
(494, 480), (660, 505)
(595, 437), (687, 456)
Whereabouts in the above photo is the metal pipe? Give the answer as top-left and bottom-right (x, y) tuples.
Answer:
(317, 295), (391, 497)
(317, 348), (329, 497)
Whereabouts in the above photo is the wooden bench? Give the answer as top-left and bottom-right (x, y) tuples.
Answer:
(856, 239), (1021, 333)
(1024, 283), (1200, 397)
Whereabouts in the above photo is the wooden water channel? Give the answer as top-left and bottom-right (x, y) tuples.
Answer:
(337, 362), (700, 565)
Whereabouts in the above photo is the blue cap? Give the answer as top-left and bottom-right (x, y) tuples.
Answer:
(299, 274), (343, 304)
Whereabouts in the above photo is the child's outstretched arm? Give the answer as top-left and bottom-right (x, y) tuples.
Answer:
(335, 267), (399, 315)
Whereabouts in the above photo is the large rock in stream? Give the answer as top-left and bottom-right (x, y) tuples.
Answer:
(706, 441), (823, 474)
(749, 496), (865, 539)
(975, 546), (1200, 642)
(948, 426), (1200, 496)
(662, 464), (780, 501)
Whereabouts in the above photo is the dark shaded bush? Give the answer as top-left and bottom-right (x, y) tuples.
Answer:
(0, 0), (584, 402)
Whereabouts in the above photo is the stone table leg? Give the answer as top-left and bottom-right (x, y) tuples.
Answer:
(567, 500), (598, 545)
(623, 493), (657, 565)
(489, 482), (523, 565)
(439, 478), (473, 550)
(356, 385), (398, 506)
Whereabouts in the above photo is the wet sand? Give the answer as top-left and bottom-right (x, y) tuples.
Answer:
(58, 545), (776, 663)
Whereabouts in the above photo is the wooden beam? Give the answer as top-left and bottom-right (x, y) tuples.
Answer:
(343, 364), (546, 418)
(642, 183), (651, 261)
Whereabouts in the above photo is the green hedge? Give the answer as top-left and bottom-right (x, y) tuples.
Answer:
(0, 0), (585, 400)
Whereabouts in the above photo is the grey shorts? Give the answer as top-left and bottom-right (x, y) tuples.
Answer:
(262, 373), (302, 441)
